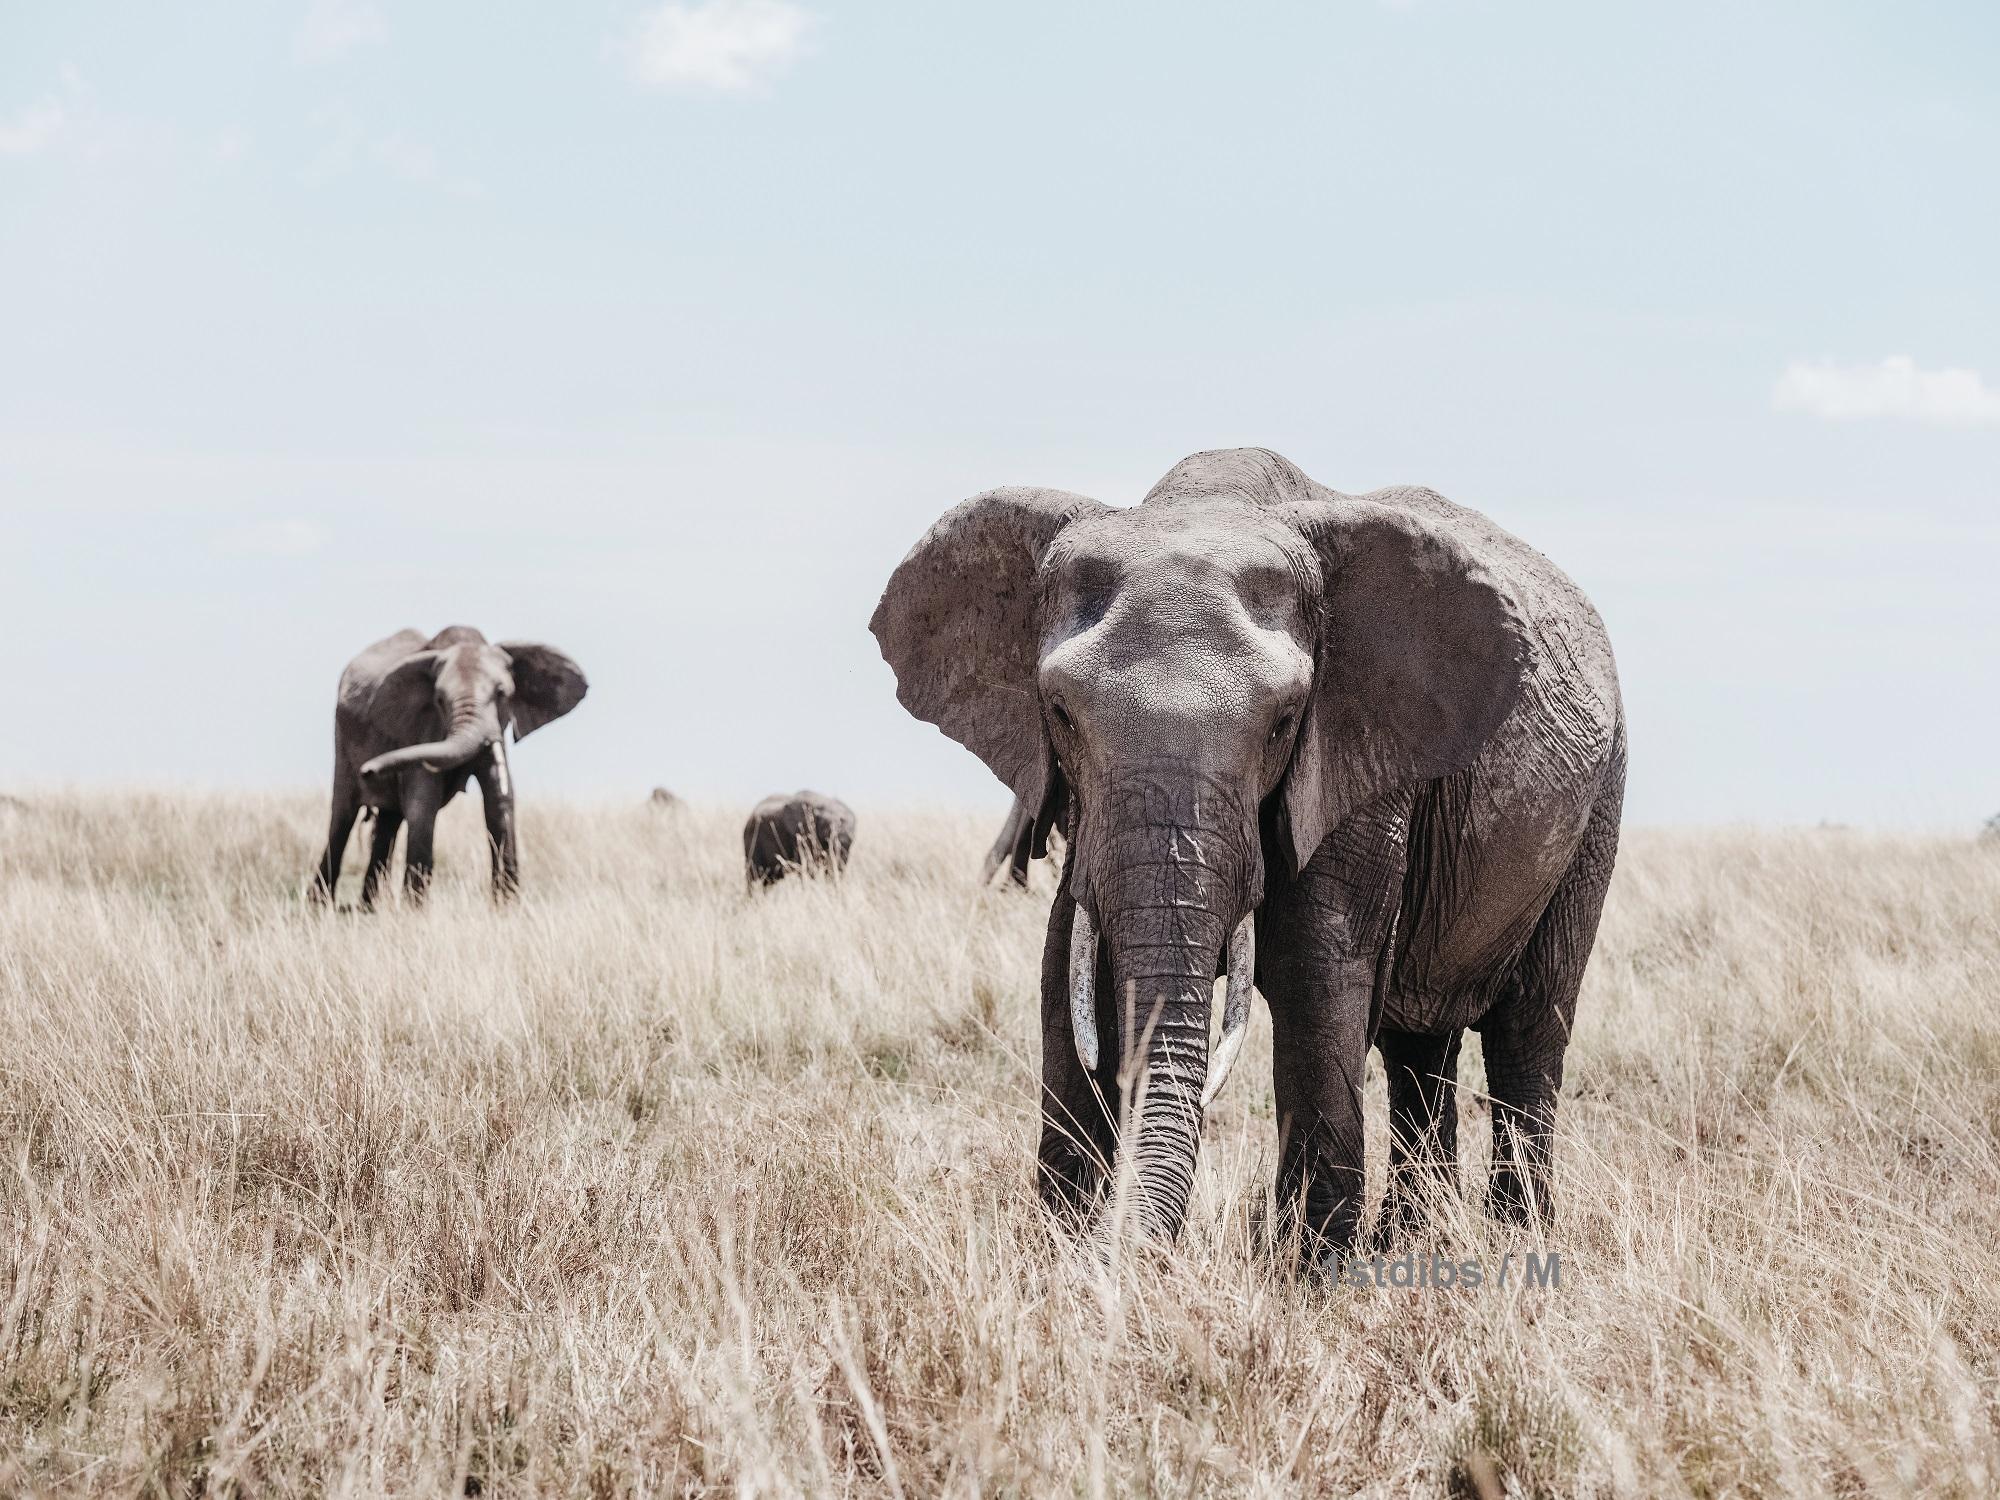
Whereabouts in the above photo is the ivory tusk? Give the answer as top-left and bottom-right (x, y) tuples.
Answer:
(1069, 904), (1100, 1072)
(1201, 913), (1256, 1110)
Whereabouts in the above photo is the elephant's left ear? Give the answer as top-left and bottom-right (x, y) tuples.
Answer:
(499, 643), (588, 738)
(1278, 498), (1529, 875)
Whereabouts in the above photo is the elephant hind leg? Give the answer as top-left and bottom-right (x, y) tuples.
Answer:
(1372, 1026), (1465, 1247)
(1479, 761), (1624, 1226)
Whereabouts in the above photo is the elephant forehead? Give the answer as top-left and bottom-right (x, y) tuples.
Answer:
(1046, 501), (1317, 644)
(437, 643), (511, 692)
(1057, 498), (1309, 578)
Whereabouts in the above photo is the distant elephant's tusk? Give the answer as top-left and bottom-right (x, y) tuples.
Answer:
(1069, 904), (1099, 1073)
(1201, 914), (1256, 1110)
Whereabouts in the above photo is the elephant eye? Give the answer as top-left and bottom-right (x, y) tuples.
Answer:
(1050, 700), (1076, 733)
(1270, 712), (1295, 744)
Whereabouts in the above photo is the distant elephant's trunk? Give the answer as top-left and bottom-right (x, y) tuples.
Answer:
(983, 796), (1034, 887)
(1067, 800), (1257, 1243)
(361, 698), (496, 780)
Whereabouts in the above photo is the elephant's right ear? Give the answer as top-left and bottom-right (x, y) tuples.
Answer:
(365, 651), (443, 737)
(869, 486), (1105, 806)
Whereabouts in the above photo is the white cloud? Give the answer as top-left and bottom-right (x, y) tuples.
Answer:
(370, 131), (477, 194)
(371, 132), (436, 181)
(1, 69), (92, 159)
(215, 519), (329, 557)
(300, 109), (483, 197)
(0, 98), (66, 157)
(295, 0), (388, 64)
(1773, 355), (2000, 429)
(620, 0), (815, 94)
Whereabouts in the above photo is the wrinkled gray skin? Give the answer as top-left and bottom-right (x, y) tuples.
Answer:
(982, 793), (1066, 888)
(872, 449), (1624, 1258)
(308, 626), (587, 906)
(745, 790), (856, 889)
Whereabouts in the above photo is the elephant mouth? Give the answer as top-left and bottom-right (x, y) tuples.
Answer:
(1067, 901), (1257, 1111)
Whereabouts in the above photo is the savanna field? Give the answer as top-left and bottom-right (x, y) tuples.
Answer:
(1, 793), (1997, 1497)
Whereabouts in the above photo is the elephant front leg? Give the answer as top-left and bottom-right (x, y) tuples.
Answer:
(310, 784), (360, 904)
(400, 779), (443, 904)
(475, 745), (519, 900)
(1266, 966), (1374, 1263)
(1036, 893), (1123, 1225)
(1258, 797), (1409, 1267)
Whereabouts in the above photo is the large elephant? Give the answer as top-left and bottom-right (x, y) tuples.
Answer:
(744, 790), (856, 889)
(871, 448), (1624, 1257)
(308, 626), (587, 906)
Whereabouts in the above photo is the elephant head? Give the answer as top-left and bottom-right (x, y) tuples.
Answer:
(871, 448), (1527, 1241)
(359, 627), (587, 785)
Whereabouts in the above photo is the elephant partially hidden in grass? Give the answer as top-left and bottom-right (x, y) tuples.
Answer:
(745, 791), (856, 889)
(872, 448), (1625, 1260)
(982, 794), (1065, 888)
(308, 626), (587, 906)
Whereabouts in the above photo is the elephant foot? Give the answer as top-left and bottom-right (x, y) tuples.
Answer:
(1294, 1234), (1370, 1285)
(1266, 1197), (1363, 1275)
(1370, 1165), (1461, 1251)
(1036, 1153), (1108, 1231)
(1367, 1202), (1417, 1254)
(1485, 1174), (1550, 1229)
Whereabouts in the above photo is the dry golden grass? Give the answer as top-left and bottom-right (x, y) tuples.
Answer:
(2, 792), (1997, 1496)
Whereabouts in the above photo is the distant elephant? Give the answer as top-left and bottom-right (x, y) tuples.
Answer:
(982, 795), (1036, 887)
(308, 626), (587, 906)
(744, 791), (856, 889)
(872, 448), (1624, 1259)
(649, 787), (683, 809)
(981, 793), (1066, 888)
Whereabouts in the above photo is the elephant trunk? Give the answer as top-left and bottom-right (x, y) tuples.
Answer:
(982, 796), (1034, 887)
(1068, 799), (1258, 1244)
(361, 698), (497, 781)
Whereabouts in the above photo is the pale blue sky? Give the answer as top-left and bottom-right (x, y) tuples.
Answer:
(3, 1), (1996, 826)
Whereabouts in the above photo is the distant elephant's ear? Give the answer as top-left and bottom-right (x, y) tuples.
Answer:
(870, 486), (1105, 807)
(366, 651), (444, 737)
(1278, 497), (1529, 876)
(500, 643), (588, 738)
